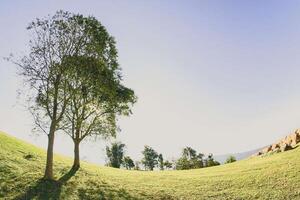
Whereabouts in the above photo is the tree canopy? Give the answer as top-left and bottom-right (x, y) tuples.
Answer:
(141, 146), (158, 171)
(106, 142), (126, 168)
(123, 156), (135, 170)
(176, 147), (204, 170)
(58, 13), (136, 169)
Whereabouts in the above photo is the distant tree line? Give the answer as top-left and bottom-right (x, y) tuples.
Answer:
(105, 144), (235, 171)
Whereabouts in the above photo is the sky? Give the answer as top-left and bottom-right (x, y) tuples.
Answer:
(1, 0), (300, 164)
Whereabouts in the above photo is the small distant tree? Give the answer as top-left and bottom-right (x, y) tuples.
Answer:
(123, 156), (135, 170)
(183, 147), (197, 159)
(225, 155), (237, 164)
(134, 161), (141, 170)
(190, 153), (204, 169)
(158, 154), (164, 170)
(175, 147), (204, 170)
(106, 142), (126, 168)
(141, 146), (158, 170)
(206, 153), (220, 167)
(164, 160), (173, 170)
(175, 156), (190, 170)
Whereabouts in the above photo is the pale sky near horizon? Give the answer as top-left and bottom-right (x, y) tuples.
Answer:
(1, 0), (300, 164)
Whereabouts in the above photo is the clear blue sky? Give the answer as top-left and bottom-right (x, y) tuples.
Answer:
(1, 0), (300, 164)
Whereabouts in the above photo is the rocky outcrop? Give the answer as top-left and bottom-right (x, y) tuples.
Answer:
(253, 129), (300, 156)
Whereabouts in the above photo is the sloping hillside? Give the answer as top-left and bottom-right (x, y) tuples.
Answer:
(1, 131), (300, 200)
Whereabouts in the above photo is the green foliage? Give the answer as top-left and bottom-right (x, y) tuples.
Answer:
(225, 155), (237, 164)
(106, 142), (126, 168)
(60, 14), (137, 142)
(176, 147), (204, 170)
(205, 153), (220, 167)
(122, 156), (135, 170)
(175, 156), (191, 170)
(158, 154), (164, 170)
(15, 11), (81, 134)
(163, 160), (173, 170)
(133, 161), (140, 170)
(54, 11), (137, 169)
(141, 146), (158, 170)
(182, 147), (197, 158)
(1, 131), (300, 199)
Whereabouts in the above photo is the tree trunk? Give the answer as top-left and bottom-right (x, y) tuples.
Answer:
(44, 124), (55, 180)
(72, 140), (80, 171)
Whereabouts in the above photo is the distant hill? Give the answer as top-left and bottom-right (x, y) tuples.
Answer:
(214, 148), (262, 163)
(1, 131), (300, 199)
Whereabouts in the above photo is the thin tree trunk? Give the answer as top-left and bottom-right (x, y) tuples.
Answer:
(44, 81), (60, 180)
(44, 123), (56, 180)
(72, 140), (80, 171)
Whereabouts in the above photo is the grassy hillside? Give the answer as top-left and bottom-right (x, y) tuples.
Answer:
(1, 131), (300, 200)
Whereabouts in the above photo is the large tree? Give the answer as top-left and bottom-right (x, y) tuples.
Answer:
(11, 11), (92, 179)
(58, 13), (136, 170)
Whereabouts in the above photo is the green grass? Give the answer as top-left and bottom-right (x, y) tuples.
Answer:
(1, 131), (300, 200)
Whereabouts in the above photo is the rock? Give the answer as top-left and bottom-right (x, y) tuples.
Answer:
(272, 147), (281, 153)
(271, 143), (279, 149)
(280, 143), (293, 152)
(280, 143), (288, 152)
(253, 129), (300, 156)
(265, 145), (272, 153)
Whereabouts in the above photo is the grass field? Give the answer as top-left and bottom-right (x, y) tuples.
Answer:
(1, 131), (300, 200)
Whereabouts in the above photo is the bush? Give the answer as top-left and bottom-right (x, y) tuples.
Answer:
(225, 155), (236, 164)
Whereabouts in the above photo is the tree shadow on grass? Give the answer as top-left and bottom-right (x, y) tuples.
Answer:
(14, 168), (78, 200)
(14, 168), (139, 200)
